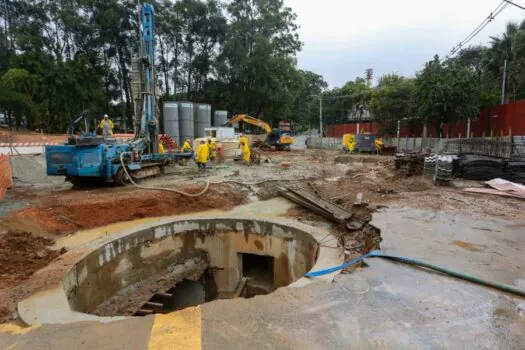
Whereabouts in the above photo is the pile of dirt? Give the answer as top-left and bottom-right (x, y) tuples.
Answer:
(0, 183), (248, 235)
(0, 230), (60, 289)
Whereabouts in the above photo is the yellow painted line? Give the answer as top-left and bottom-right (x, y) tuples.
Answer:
(0, 323), (41, 335)
(148, 306), (201, 350)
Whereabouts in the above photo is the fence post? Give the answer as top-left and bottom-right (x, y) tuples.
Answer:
(509, 126), (513, 158)
(490, 129), (494, 155)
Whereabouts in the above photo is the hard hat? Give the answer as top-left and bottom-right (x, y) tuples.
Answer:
(104, 114), (109, 119)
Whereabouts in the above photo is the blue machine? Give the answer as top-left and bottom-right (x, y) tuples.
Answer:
(46, 3), (191, 186)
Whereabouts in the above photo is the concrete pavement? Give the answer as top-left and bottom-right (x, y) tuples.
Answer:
(1, 208), (525, 349)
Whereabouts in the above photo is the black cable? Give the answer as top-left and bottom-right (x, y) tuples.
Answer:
(450, 1), (509, 56)
(504, 0), (525, 11)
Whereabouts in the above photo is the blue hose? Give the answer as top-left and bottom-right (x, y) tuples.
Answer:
(306, 250), (525, 298)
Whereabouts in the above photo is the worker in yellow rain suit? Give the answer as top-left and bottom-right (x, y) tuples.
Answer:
(195, 140), (209, 173)
(98, 114), (114, 139)
(159, 143), (165, 154)
(241, 141), (251, 164)
(342, 134), (356, 153)
(207, 138), (217, 161)
(239, 134), (249, 148)
(181, 139), (192, 152)
(375, 137), (384, 155)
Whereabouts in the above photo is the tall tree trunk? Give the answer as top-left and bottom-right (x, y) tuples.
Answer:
(103, 48), (110, 109)
(117, 45), (132, 122)
(158, 36), (170, 96)
(187, 47), (192, 100)
(172, 38), (179, 97)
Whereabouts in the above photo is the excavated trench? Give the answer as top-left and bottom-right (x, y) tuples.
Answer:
(62, 217), (321, 318)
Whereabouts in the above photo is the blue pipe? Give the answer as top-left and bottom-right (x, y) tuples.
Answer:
(306, 250), (525, 298)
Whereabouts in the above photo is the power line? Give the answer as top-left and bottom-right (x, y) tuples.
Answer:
(504, 0), (525, 11)
(449, 1), (509, 56)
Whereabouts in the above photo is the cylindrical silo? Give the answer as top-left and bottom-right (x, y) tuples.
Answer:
(214, 110), (228, 126)
(163, 102), (180, 145)
(178, 102), (194, 144)
(194, 103), (211, 138)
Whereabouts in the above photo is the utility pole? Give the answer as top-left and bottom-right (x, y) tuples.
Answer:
(307, 102), (311, 137)
(319, 97), (323, 137)
(501, 58), (507, 104)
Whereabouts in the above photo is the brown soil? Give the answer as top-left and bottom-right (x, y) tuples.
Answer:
(0, 230), (68, 323)
(0, 183), (248, 236)
(0, 231), (61, 288)
(0, 248), (81, 323)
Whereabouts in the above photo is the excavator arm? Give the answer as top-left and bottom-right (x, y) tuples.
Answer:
(227, 114), (273, 134)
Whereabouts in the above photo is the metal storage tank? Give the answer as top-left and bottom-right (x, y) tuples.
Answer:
(178, 102), (194, 144)
(214, 110), (228, 126)
(163, 102), (180, 145)
(194, 103), (211, 138)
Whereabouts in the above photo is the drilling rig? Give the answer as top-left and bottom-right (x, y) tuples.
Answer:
(45, 3), (191, 186)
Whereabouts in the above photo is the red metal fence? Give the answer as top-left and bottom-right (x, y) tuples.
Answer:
(326, 100), (525, 138)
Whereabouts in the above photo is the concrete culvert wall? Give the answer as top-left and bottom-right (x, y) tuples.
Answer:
(62, 217), (319, 316)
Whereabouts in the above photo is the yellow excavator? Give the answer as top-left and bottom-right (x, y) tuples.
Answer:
(226, 114), (294, 150)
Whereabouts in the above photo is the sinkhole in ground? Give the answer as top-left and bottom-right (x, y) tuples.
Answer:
(63, 217), (320, 317)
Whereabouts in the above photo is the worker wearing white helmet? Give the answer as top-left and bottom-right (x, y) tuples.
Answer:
(98, 114), (114, 139)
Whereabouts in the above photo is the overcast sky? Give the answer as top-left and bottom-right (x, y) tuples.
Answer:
(284, 0), (525, 87)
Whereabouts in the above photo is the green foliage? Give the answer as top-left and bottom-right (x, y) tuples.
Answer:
(415, 56), (479, 137)
(370, 74), (415, 135)
(2, 1), (525, 135)
(0, 0), (310, 132)
(321, 77), (372, 126)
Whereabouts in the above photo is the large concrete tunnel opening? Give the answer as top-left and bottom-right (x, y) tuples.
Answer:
(62, 218), (320, 317)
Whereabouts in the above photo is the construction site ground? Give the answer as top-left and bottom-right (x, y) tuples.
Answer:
(1, 149), (525, 348)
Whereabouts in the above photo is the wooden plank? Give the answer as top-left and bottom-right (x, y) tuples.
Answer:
(463, 187), (525, 199)
(288, 188), (352, 221)
(278, 189), (338, 222)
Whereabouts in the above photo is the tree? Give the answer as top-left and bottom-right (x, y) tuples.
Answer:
(294, 70), (327, 130)
(1, 68), (41, 128)
(370, 74), (415, 135)
(415, 56), (480, 137)
(321, 77), (372, 127)
(215, 0), (302, 122)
